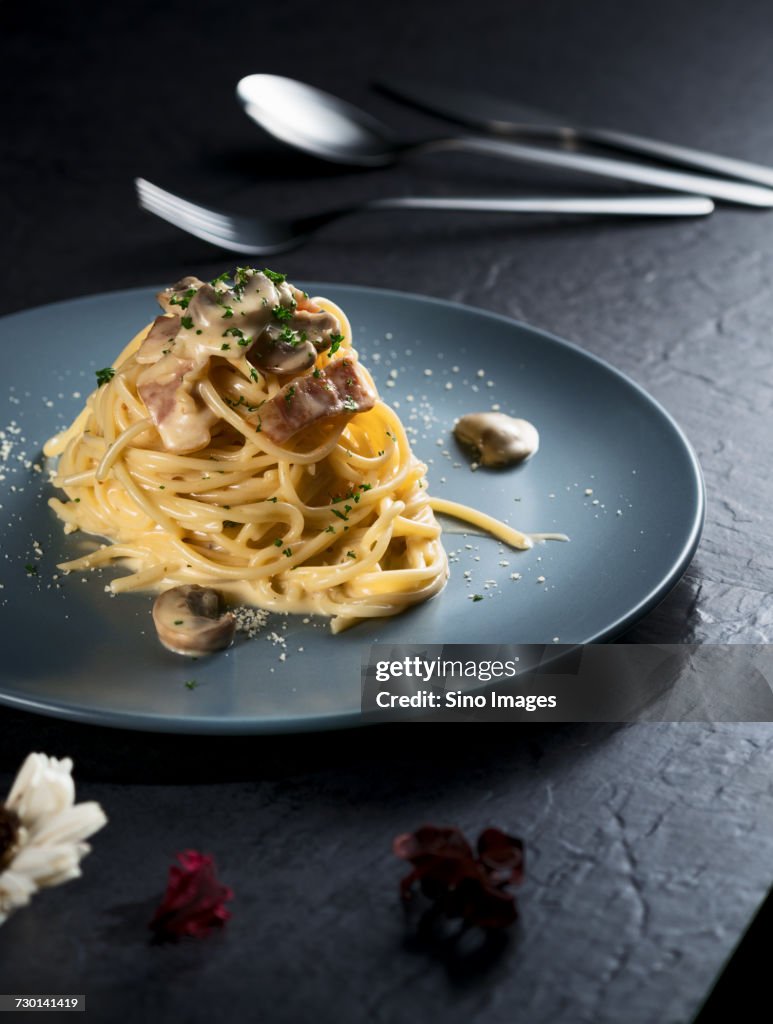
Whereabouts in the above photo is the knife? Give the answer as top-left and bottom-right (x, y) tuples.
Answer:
(376, 76), (773, 198)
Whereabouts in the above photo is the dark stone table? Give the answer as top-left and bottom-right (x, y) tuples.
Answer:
(0, 1), (771, 1020)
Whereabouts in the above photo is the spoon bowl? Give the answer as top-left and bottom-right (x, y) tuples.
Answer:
(236, 74), (397, 167)
(235, 74), (773, 207)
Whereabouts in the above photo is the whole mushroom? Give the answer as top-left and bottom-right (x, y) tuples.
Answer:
(454, 412), (540, 468)
(152, 585), (235, 656)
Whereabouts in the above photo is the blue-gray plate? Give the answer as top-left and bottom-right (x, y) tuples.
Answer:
(0, 283), (704, 733)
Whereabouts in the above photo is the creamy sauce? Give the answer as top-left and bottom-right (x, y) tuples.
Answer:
(454, 412), (539, 467)
(136, 271), (343, 453)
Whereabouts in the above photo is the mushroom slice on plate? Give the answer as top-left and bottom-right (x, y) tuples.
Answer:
(152, 584), (235, 656)
(454, 412), (539, 467)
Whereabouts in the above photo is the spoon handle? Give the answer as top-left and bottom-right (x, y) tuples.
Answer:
(412, 137), (773, 207)
(365, 194), (714, 216)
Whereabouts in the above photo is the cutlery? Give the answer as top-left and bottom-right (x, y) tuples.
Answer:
(135, 177), (713, 255)
(376, 76), (773, 190)
(235, 75), (773, 207)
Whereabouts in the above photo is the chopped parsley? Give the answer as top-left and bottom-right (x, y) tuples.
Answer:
(184, 679), (198, 690)
(472, 594), (484, 602)
(169, 287), (197, 310)
(278, 326), (306, 347)
(174, 619), (184, 625)
(313, 368), (322, 379)
(210, 271), (231, 287)
(346, 551), (356, 559)
(325, 525), (336, 533)
(282, 547), (293, 558)
(95, 367), (115, 387)
(24, 563), (38, 576)
(284, 385), (296, 405)
(255, 416), (262, 433)
(232, 266), (252, 299)
(328, 333), (344, 357)
(272, 304), (294, 323)
(222, 326), (249, 346)
(180, 315), (194, 330)
(274, 538), (283, 547)
(263, 268), (286, 285)
(249, 367), (260, 382)
(266, 497), (277, 503)
(333, 488), (364, 505)
(221, 343), (231, 351)
(226, 395), (258, 412)
(342, 396), (357, 412)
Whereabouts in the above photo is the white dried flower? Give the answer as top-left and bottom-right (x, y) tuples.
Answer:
(0, 753), (107, 925)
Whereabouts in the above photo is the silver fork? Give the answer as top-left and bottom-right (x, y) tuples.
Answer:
(135, 178), (713, 255)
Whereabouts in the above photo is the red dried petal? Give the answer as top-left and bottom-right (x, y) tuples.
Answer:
(477, 828), (525, 886)
(393, 824), (524, 931)
(395, 825), (479, 901)
(149, 849), (233, 941)
(449, 877), (519, 929)
(393, 825), (473, 863)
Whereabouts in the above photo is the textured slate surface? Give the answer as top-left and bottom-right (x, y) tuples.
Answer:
(0, 0), (772, 1021)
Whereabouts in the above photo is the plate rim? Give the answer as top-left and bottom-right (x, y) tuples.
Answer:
(0, 281), (706, 733)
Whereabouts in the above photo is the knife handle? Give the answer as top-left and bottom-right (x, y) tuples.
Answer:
(412, 136), (773, 208)
(583, 126), (773, 190)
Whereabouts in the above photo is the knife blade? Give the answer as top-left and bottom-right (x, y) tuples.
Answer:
(377, 76), (773, 195)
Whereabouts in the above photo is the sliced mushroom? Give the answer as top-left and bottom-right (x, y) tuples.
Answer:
(292, 307), (342, 351)
(156, 276), (206, 314)
(152, 584), (235, 656)
(248, 325), (317, 376)
(239, 269), (284, 311)
(454, 412), (540, 467)
(187, 284), (227, 330)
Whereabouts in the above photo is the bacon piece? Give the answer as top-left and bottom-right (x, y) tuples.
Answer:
(136, 315), (181, 364)
(138, 356), (194, 426)
(260, 359), (377, 444)
(137, 355), (217, 453)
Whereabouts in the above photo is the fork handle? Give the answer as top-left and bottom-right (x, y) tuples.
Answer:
(365, 194), (714, 216)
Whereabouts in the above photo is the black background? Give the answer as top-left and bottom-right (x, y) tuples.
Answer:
(1, 2), (772, 1022)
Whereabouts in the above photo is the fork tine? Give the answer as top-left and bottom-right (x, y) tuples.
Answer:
(135, 178), (279, 254)
(138, 191), (236, 239)
(137, 192), (240, 246)
(135, 178), (233, 231)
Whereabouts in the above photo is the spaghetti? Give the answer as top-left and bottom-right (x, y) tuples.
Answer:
(45, 268), (554, 634)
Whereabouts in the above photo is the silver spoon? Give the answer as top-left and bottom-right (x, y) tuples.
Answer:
(235, 75), (773, 207)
